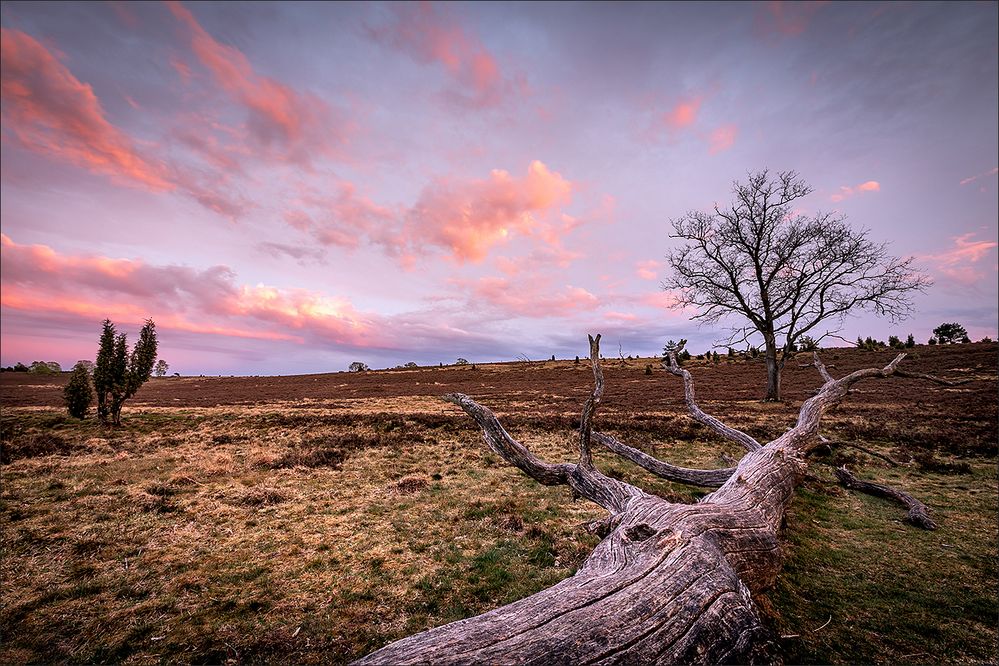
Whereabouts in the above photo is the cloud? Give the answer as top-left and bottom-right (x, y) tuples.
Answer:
(167, 1), (353, 165)
(0, 234), (376, 346)
(460, 275), (599, 318)
(636, 259), (661, 280)
(829, 179), (880, 202)
(287, 161), (575, 264)
(920, 232), (998, 286)
(959, 166), (998, 186)
(406, 160), (573, 262)
(290, 181), (399, 251)
(707, 124), (738, 154)
(660, 96), (702, 130)
(756, 1), (827, 38)
(367, 1), (519, 108)
(0, 28), (249, 220)
(0, 27), (172, 191)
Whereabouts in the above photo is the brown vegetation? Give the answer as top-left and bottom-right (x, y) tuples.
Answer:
(0, 342), (995, 664)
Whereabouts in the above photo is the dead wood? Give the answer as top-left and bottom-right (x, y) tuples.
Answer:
(819, 435), (901, 467)
(591, 431), (734, 487)
(834, 466), (937, 530)
(355, 345), (920, 665)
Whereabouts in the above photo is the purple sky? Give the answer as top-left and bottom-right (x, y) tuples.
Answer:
(2, 1), (996, 375)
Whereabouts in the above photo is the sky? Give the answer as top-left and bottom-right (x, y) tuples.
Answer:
(1, 1), (997, 375)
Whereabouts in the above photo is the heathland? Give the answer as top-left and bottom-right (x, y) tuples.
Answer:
(1, 343), (996, 664)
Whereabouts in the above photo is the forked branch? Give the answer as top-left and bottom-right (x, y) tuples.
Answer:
(663, 345), (762, 452)
(591, 432), (735, 487)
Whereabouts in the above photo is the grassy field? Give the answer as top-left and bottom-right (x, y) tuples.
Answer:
(1, 343), (996, 664)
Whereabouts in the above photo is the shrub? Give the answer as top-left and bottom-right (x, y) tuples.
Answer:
(28, 361), (60, 374)
(797, 336), (819, 352)
(888, 335), (903, 349)
(928, 337), (938, 345)
(404, 362), (418, 368)
(348, 361), (369, 372)
(13, 362), (28, 372)
(154, 359), (169, 377)
(64, 362), (94, 419)
(455, 358), (469, 365)
(933, 322), (968, 344)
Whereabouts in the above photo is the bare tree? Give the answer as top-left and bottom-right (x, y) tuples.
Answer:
(664, 170), (930, 401)
(356, 336), (943, 665)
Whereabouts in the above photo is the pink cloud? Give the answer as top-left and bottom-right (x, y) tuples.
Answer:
(636, 259), (661, 280)
(368, 2), (518, 108)
(757, 1), (827, 38)
(0, 234), (379, 347)
(167, 1), (353, 165)
(405, 160), (573, 262)
(959, 166), (998, 186)
(830, 179), (881, 202)
(661, 96), (702, 130)
(640, 291), (683, 310)
(0, 27), (172, 191)
(462, 276), (599, 318)
(707, 124), (738, 154)
(290, 181), (398, 251)
(920, 232), (998, 286)
(0, 28), (249, 220)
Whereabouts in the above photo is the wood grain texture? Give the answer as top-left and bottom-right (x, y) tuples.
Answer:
(356, 348), (916, 665)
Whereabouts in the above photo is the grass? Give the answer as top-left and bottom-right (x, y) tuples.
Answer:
(0, 345), (996, 664)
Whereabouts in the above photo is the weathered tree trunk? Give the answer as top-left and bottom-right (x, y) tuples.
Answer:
(763, 332), (781, 402)
(355, 345), (922, 665)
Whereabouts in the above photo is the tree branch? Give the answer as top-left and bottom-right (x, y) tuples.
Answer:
(893, 369), (972, 386)
(663, 345), (763, 452)
(835, 466), (937, 530)
(591, 432), (736, 487)
(811, 351), (834, 383)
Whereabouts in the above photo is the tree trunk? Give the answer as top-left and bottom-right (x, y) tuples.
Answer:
(355, 347), (917, 665)
(763, 332), (781, 401)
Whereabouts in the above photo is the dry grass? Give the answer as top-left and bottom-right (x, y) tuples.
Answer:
(0, 344), (996, 664)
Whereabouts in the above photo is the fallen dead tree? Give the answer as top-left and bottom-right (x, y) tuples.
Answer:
(357, 336), (939, 665)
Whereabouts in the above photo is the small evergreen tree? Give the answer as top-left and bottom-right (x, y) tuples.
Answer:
(888, 335), (902, 349)
(64, 362), (94, 419)
(905, 334), (915, 348)
(93, 318), (157, 426)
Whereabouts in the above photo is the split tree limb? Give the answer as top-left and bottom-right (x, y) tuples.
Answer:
(591, 431), (734, 487)
(664, 345), (763, 452)
(359, 346), (937, 665)
(442, 393), (647, 514)
(835, 466), (937, 530)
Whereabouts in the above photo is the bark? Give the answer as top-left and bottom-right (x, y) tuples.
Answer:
(834, 466), (937, 530)
(763, 333), (781, 402)
(355, 345), (916, 665)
